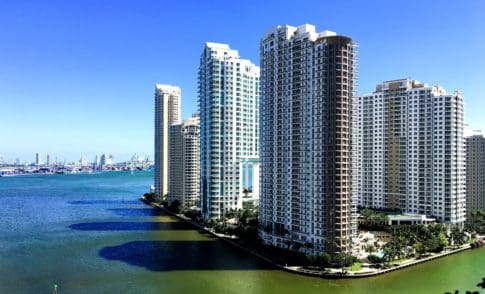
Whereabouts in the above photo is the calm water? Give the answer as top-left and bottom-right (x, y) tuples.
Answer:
(0, 171), (483, 294)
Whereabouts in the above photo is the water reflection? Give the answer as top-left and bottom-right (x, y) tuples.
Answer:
(68, 200), (140, 205)
(107, 208), (160, 217)
(99, 240), (273, 271)
(69, 221), (193, 231)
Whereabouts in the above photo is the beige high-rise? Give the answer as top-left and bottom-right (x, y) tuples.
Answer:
(169, 114), (200, 208)
(154, 84), (181, 199)
(466, 134), (485, 220)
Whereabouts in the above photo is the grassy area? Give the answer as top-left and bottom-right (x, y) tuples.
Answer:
(348, 262), (363, 272)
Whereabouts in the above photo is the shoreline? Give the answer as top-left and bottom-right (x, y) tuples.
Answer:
(0, 169), (150, 178)
(142, 198), (475, 279)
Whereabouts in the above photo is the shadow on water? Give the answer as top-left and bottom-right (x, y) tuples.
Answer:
(68, 200), (140, 205)
(69, 221), (194, 231)
(99, 240), (273, 271)
(107, 208), (160, 217)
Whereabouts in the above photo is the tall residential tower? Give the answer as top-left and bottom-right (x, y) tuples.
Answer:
(355, 79), (466, 225)
(199, 42), (260, 219)
(154, 84), (181, 198)
(466, 133), (485, 219)
(259, 24), (357, 254)
(169, 113), (201, 209)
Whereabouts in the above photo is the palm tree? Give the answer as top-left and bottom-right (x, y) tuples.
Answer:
(242, 188), (249, 198)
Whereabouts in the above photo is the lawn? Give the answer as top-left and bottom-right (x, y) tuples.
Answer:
(348, 262), (363, 272)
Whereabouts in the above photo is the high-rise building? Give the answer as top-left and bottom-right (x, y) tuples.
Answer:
(35, 153), (41, 166)
(99, 154), (113, 167)
(259, 24), (357, 254)
(154, 84), (181, 199)
(100, 154), (106, 167)
(46, 154), (51, 166)
(466, 133), (485, 219)
(199, 42), (260, 219)
(169, 113), (200, 209)
(355, 79), (466, 225)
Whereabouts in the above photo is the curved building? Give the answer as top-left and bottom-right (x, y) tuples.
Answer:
(259, 24), (357, 255)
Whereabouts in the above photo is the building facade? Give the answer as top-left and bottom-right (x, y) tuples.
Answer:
(355, 79), (466, 225)
(169, 113), (200, 209)
(259, 24), (357, 254)
(466, 134), (485, 219)
(198, 42), (260, 219)
(154, 84), (181, 198)
(35, 153), (41, 166)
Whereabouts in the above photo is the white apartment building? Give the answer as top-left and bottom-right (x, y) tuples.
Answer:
(198, 42), (260, 219)
(169, 113), (200, 209)
(259, 24), (357, 254)
(355, 79), (466, 225)
(154, 84), (181, 198)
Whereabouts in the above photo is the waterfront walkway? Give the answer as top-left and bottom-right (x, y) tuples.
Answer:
(142, 198), (476, 279)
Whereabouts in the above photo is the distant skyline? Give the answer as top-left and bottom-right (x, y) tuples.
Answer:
(1, 0), (484, 161)
(0, 152), (151, 165)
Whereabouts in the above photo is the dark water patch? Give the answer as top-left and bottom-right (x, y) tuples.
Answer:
(69, 221), (193, 231)
(99, 240), (273, 271)
(68, 200), (140, 205)
(107, 208), (160, 217)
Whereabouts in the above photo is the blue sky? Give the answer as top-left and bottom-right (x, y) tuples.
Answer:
(1, 0), (484, 163)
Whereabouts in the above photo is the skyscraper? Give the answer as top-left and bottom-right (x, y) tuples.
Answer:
(355, 79), (466, 225)
(169, 113), (200, 209)
(46, 154), (51, 166)
(466, 133), (485, 220)
(199, 42), (260, 219)
(35, 153), (41, 166)
(154, 84), (181, 199)
(100, 154), (106, 168)
(259, 24), (357, 254)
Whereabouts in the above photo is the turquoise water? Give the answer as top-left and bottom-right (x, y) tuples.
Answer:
(0, 171), (484, 293)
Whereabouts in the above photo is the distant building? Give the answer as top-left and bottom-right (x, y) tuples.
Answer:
(355, 79), (466, 226)
(35, 153), (41, 166)
(259, 24), (357, 255)
(46, 154), (51, 166)
(79, 156), (88, 166)
(106, 155), (114, 165)
(198, 42), (260, 219)
(99, 154), (114, 167)
(240, 157), (259, 206)
(466, 133), (485, 219)
(169, 113), (200, 209)
(154, 84), (181, 199)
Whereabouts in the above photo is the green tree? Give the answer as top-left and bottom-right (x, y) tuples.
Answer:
(332, 253), (356, 268)
(451, 227), (467, 246)
(365, 244), (376, 253)
(317, 252), (332, 268)
(413, 241), (425, 256)
(168, 199), (181, 213)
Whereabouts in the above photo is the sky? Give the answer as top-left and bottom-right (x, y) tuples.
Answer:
(1, 0), (484, 163)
